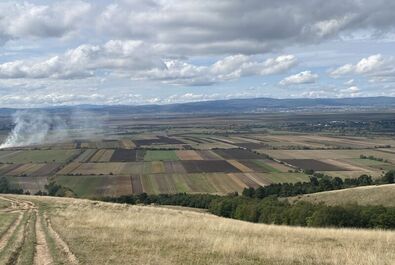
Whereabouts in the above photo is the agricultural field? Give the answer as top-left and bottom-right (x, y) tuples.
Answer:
(0, 112), (394, 197)
(0, 195), (393, 265)
(0, 149), (80, 163)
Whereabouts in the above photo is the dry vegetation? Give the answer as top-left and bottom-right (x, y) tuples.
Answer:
(289, 184), (395, 207)
(0, 195), (394, 265)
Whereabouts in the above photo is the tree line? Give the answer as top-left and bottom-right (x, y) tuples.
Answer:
(101, 171), (395, 229)
(101, 192), (395, 229)
(1, 171), (394, 229)
(242, 171), (394, 199)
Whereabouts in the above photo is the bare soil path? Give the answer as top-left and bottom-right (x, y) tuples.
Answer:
(33, 211), (53, 265)
(0, 196), (79, 265)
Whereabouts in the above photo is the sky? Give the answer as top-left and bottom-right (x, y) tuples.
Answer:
(0, 0), (395, 107)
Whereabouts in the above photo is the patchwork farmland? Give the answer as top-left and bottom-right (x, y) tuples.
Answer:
(0, 113), (394, 197)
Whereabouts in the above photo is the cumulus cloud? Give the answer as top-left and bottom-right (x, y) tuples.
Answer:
(0, 40), (164, 79)
(330, 54), (395, 78)
(0, 1), (91, 44)
(136, 54), (297, 86)
(1, 0), (395, 106)
(0, 42), (297, 85)
(279, 71), (318, 85)
(338, 86), (361, 97)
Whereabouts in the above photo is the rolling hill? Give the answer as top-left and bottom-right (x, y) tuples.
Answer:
(289, 184), (395, 207)
(0, 194), (394, 265)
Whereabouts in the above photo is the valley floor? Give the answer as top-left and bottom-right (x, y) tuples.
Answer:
(0, 194), (394, 265)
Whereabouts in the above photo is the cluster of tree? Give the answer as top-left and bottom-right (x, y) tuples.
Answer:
(102, 192), (395, 229)
(103, 193), (217, 209)
(0, 177), (24, 194)
(34, 181), (75, 197)
(30, 178), (76, 196)
(242, 172), (394, 199)
(208, 196), (395, 229)
(360, 154), (388, 162)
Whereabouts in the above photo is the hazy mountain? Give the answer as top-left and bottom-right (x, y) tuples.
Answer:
(1, 97), (395, 115)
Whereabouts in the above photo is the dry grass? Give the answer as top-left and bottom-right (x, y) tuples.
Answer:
(289, 184), (395, 207)
(10, 195), (394, 265)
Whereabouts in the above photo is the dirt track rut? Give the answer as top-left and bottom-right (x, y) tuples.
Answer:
(0, 196), (79, 265)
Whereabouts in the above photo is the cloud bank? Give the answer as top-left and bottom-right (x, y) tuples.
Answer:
(0, 0), (394, 106)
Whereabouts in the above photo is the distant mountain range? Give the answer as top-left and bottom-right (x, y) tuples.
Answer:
(2, 97), (395, 115)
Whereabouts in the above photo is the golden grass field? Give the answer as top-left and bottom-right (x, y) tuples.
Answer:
(289, 184), (395, 207)
(0, 194), (394, 265)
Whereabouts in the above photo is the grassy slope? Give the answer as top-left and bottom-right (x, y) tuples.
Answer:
(288, 184), (395, 207)
(11, 195), (392, 265)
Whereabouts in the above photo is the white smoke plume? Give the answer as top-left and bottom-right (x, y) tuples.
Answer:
(0, 110), (106, 149)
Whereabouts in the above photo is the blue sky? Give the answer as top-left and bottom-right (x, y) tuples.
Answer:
(0, 0), (395, 107)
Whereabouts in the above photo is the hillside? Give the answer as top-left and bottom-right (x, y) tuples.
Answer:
(0, 195), (394, 265)
(289, 184), (395, 207)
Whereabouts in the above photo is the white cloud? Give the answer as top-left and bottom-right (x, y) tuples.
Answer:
(279, 71), (318, 85)
(355, 54), (385, 74)
(330, 54), (395, 78)
(329, 64), (354, 76)
(0, 42), (297, 85)
(0, 1), (395, 107)
(0, 1), (91, 43)
(346, 86), (360, 92)
(339, 85), (361, 97)
(344, 79), (355, 85)
(0, 40), (164, 79)
(136, 54), (297, 86)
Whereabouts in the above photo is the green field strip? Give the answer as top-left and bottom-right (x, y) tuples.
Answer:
(171, 174), (192, 193)
(0, 150), (80, 164)
(150, 174), (178, 194)
(251, 160), (281, 173)
(141, 175), (160, 194)
(143, 162), (152, 174)
(348, 158), (391, 167)
(184, 174), (217, 193)
(207, 173), (244, 194)
(56, 175), (105, 197)
(261, 173), (310, 184)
